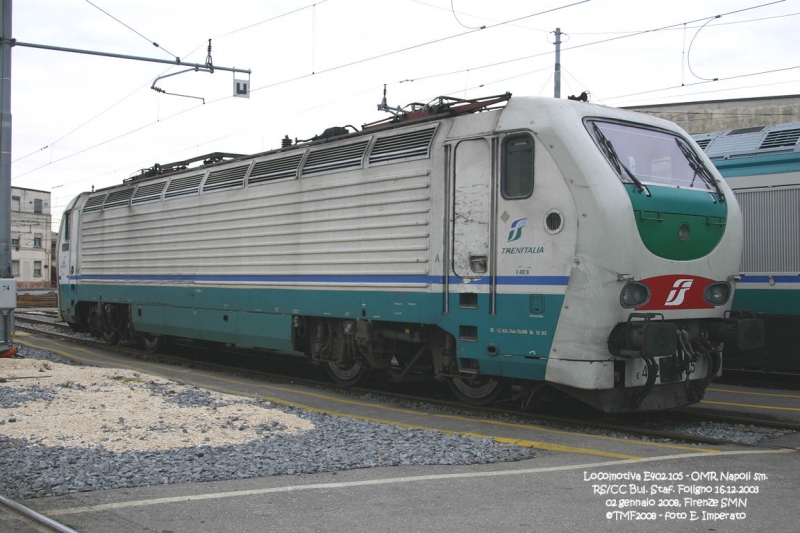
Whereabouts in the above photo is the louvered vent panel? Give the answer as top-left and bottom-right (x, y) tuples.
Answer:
(759, 129), (800, 150)
(82, 194), (107, 213)
(303, 140), (369, 175)
(369, 127), (436, 164)
(132, 181), (167, 205)
(736, 188), (800, 274)
(249, 153), (303, 184)
(103, 188), (135, 209)
(695, 139), (711, 151)
(164, 173), (204, 199)
(203, 164), (249, 193)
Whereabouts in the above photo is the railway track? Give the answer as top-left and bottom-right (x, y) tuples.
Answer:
(15, 295), (57, 308)
(12, 316), (800, 448)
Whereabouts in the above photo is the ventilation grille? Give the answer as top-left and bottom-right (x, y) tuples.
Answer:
(759, 128), (800, 150)
(727, 126), (765, 136)
(203, 164), (249, 193)
(370, 127), (436, 164)
(132, 181), (167, 205)
(695, 139), (711, 151)
(103, 188), (135, 209)
(82, 194), (107, 213)
(737, 188), (800, 274)
(165, 173), (204, 199)
(249, 153), (303, 185)
(303, 140), (369, 175)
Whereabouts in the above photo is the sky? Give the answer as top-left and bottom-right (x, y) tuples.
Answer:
(8, 0), (800, 230)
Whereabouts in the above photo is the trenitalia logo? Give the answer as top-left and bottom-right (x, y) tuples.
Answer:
(635, 275), (715, 311)
(664, 279), (693, 306)
(508, 218), (527, 242)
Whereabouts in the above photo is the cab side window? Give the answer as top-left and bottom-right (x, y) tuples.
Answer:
(502, 134), (534, 199)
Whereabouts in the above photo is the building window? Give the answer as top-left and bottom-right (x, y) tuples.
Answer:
(34, 261), (42, 277)
(11, 233), (19, 246)
(34, 198), (43, 213)
(11, 196), (20, 211)
(34, 234), (42, 248)
(12, 261), (19, 277)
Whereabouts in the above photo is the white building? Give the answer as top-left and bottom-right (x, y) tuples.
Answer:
(11, 187), (53, 288)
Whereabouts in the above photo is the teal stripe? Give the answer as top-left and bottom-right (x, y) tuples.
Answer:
(733, 288), (800, 315)
(60, 283), (564, 381)
(715, 152), (800, 178)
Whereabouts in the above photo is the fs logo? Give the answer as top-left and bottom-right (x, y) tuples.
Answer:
(664, 279), (693, 306)
(508, 218), (527, 242)
(636, 275), (714, 311)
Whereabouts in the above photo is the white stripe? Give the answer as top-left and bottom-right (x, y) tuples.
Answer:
(45, 449), (793, 516)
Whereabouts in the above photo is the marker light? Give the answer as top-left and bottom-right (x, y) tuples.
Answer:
(703, 282), (731, 306)
(620, 282), (650, 308)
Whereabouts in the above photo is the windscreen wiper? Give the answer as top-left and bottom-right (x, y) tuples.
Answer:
(592, 123), (646, 193)
(675, 138), (725, 203)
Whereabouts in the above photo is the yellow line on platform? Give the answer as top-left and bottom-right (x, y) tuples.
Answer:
(708, 387), (800, 400)
(701, 400), (800, 412)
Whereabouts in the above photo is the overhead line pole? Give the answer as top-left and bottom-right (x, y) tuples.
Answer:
(0, 0), (13, 353)
(554, 27), (562, 99)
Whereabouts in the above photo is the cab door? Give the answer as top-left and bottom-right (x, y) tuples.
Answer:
(452, 138), (492, 279)
(57, 208), (80, 320)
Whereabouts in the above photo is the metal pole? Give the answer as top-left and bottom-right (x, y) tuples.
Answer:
(0, 0), (14, 351)
(554, 27), (561, 99)
(10, 40), (251, 75)
(0, 493), (81, 533)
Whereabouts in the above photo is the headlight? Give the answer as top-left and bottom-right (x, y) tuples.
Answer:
(703, 282), (731, 306)
(620, 282), (650, 308)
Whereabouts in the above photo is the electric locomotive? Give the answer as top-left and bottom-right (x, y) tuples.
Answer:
(57, 94), (762, 412)
(693, 122), (800, 373)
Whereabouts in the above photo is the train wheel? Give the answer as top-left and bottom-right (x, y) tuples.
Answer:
(326, 360), (369, 387)
(448, 375), (509, 406)
(142, 334), (163, 354)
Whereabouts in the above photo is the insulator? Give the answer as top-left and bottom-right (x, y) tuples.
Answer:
(281, 135), (292, 148)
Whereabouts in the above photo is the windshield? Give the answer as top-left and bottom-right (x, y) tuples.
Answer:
(588, 120), (717, 192)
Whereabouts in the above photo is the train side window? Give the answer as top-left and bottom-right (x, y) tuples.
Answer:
(502, 134), (534, 199)
(63, 211), (70, 242)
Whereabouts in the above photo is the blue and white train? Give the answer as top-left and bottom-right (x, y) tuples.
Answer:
(57, 94), (762, 412)
(693, 122), (800, 372)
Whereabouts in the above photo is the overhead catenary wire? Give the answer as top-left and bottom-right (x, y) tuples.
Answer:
(14, 0), (589, 184)
(32, 0), (585, 185)
(177, 1), (329, 63)
(687, 16), (721, 82)
(391, 0), (790, 88)
(620, 79), (800, 107)
(248, 0), (590, 94)
(600, 64), (800, 103)
(85, 0), (178, 60)
(11, 2), (325, 168)
(14, 0), (796, 188)
(450, 0), (486, 30)
(559, 9), (800, 35)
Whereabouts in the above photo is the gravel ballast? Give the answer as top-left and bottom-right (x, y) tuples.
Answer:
(1, 345), (537, 500)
